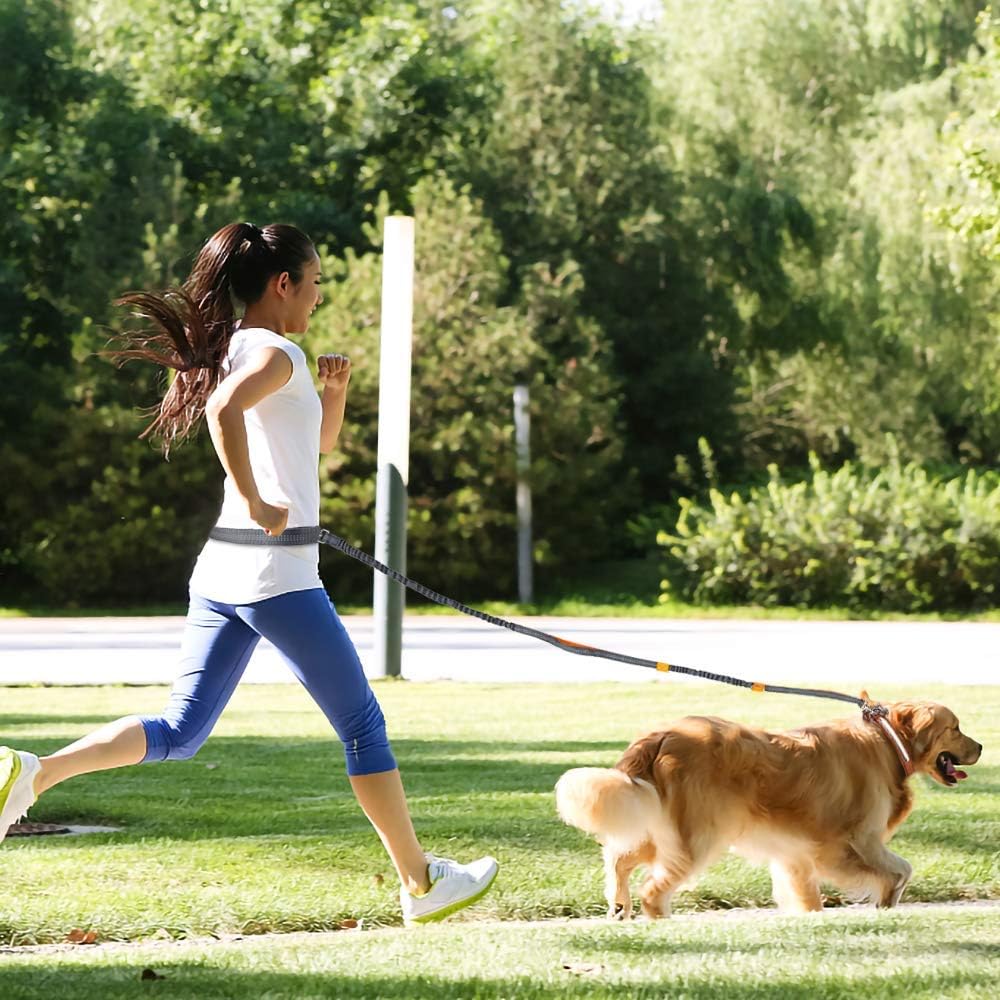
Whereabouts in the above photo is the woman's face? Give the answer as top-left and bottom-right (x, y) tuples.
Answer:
(282, 254), (324, 334)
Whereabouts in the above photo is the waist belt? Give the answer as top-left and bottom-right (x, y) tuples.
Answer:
(208, 526), (323, 546)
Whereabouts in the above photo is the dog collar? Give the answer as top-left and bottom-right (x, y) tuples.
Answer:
(862, 702), (914, 777)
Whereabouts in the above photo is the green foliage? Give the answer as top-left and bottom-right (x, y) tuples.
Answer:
(17, 419), (220, 606)
(939, 7), (1000, 262)
(649, 1), (998, 472)
(661, 441), (1000, 611)
(3, 0), (1000, 607)
(461, 0), (741, 494)
(305, 176), (632, 598)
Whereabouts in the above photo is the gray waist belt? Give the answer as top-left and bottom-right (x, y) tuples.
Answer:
(208, 526), (323, 546)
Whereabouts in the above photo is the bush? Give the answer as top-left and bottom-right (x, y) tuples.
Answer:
(7, 398), (220, 608)
(659, 447), (1000, 611)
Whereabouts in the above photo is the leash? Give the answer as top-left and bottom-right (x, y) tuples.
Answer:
(208, 525), (867, 710)
(208, 525), (917, 775)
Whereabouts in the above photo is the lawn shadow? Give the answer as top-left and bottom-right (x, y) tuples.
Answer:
(0, 954), (996, 1000)
(12, 734), (623, 847)
(899, 826), (1000, 858)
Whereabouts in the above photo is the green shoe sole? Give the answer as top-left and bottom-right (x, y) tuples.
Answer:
(406, 866), (499, 926)
(0, 748), (23, 815)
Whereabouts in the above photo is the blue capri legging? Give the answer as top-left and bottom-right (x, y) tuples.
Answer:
(135, 587), (396, 776)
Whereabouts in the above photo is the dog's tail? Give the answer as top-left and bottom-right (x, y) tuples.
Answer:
(555, 767), (660, 851)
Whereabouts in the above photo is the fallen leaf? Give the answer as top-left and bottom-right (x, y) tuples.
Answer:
(66, 928), (98, 945)
(338, 918), (359, 930)
(140, 968), (165, 981)
(373, 873), (385, 887)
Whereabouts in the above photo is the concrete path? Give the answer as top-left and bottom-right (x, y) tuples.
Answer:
(1, 614), (997, 687)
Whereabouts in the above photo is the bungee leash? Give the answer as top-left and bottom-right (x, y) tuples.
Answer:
(208, 524), (869, 712)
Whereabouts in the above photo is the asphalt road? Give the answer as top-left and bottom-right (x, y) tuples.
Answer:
(1, 614), (996, 687)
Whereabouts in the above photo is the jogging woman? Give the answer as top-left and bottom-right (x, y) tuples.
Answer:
(0, 222), (497, 925)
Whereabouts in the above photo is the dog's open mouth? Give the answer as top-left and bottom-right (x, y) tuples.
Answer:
(936, 752), (968, 786)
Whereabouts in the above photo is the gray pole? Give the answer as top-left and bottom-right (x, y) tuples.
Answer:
(514, 383), (534, 604)
(372, 217), (415, 677)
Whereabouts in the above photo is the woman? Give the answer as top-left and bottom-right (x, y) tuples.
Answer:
(0, 222), (497, 925)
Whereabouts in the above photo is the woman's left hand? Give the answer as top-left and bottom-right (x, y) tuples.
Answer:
(318, 353), (351, 391)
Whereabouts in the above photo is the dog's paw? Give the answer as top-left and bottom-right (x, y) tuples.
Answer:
(608, 902), (632, 921)
(881, 873), (910, 909)
(640, 901), (670, 920)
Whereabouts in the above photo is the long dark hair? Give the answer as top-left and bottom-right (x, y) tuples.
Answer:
(109, 222), (316, 455)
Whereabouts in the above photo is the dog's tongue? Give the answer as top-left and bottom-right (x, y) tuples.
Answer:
(945, 758), (968, 781)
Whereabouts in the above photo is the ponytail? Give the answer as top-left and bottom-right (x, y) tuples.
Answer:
(109, 222), (316, 455)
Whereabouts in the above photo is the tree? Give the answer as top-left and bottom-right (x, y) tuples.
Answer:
(304, 176), (632, 598)
(442, 0), (742, 500)
(644, 0), (993, 470)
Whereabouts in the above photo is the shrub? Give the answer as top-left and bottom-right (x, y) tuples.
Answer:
(659, 447), (1000, 611)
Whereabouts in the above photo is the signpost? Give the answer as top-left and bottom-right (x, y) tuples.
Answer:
(514, 384), (533, 604)
(372, 216), (415, 677)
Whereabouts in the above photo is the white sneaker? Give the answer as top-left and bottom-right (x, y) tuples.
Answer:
(400, 853), (499, 925)
(0, 747), (41, 844)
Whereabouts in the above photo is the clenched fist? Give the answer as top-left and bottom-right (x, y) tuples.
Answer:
(318, 353), (351, 391)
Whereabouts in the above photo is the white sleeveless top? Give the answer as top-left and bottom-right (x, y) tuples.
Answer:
(188, 326), (323, 604)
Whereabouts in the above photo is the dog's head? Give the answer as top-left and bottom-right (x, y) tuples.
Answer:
(887, 701), (982, 786)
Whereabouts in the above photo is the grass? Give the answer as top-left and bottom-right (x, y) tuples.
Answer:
(1, 907), (999, 999)
(1, 681), (998, 998)
(6, 556), (1000, 619)
(1, 682), (997, 951)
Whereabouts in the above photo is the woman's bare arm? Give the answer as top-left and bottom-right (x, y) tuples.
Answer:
(205, 347), (293, 534)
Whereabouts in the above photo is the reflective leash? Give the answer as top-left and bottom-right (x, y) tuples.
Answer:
(208, 525), (869, 712)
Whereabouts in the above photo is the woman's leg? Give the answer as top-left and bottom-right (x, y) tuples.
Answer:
(239, 588), (430, 894)
(348, 769), (430, 896)
(35, 593), (260, 795)
(34, 717), (147, 795)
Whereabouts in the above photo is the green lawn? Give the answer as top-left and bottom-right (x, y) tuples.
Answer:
(2, 907), (998, 999)
(0, 678), (1000, 998)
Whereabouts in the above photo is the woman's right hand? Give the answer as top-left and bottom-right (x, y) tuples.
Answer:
(250, 499), (289, 536)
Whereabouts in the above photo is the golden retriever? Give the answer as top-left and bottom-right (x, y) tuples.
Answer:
(555, 700), (981, 918)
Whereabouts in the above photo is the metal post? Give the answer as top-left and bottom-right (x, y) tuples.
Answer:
(372, 216), (415, 677)
(514, 383), (534, 604)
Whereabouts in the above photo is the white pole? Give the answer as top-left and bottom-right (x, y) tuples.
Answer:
(514, 383), (533, 604)
(372, 216), (415, 677)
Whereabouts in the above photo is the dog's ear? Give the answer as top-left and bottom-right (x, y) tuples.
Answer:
(889, 702), (937, 758)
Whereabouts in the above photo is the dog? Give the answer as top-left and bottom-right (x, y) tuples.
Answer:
(555, 699), (981, 918)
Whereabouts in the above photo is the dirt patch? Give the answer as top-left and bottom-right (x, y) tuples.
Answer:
(8, 822), (122, 837)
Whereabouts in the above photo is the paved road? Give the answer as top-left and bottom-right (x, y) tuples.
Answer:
(0, 614), (996, 687)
